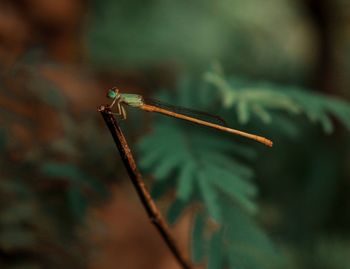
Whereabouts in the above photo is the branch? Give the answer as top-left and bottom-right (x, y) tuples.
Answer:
(98, 105), (192, 269)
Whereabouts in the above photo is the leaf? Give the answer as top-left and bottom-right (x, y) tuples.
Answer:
(137, 92), (265, 268)
(139, 118), (260, 223)
(138, 146), (169, 171)
(252, 104), (272, 123)
(210, 173), (257, 214)
(137, 71), (350, 268)
(224, 206), (282, 269)
(206, 69), (350, 136)
(177, 162), (194, 201)
(269, 113), (301, 138)
(191, 132), (257, 160)
(41, 163), (84, 182)
(198, 173), (222, 222)
(319, 114), (333, 134)
(153, 151), (185, 179)
(237, 100), (249, 124)
(40, 162), (107, 195)
(67, 186), (87, 221)
(192, 212), (206, 263)
(325, 98), (350, 130)
(167, 199), (187, 225)
(205, 152), (254, 179)
(208, 230), (224, 269)
(150, 179), (175, 200)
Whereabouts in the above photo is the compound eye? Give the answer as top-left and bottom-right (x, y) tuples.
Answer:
(107, 89), (117, 99)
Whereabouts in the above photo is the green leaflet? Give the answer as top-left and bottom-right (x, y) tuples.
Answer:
(40, 162), (107, 213)
(209, 170), (257, 213)
(138, 125), (190, 178)
(136, 78), (278, 268)
(198, 173), (222, 222)
(138, 122), (258, 223)
(189, 131), (258, 160)
(325, 99), (350, 130)
(67, 186), (87, 221)
(205, 71), (301, 113)
(167, 199), (187, 225)
(189, 203), (282, 269)
(268, 113), (301, 138)
(41, 163), (86, 182)
(208, 166), (256, 197)
(208, 230), (224, 269)
(152, 151), (186, 179)
(192, 212), (206, 263)
(237, 100), (250, 124)
(252, 104), (272, 124)
(151, 179), (176, 200)
(138, 146), (169, 170)
(224, 206), (282, 269)
(41, 162), (107, 195)
(204, 152), (255, 179)
(205, 69), (350, 135)
(290, 90), (350, 133)
(177, 162), (195, 201)
(134, 72), (350, 269)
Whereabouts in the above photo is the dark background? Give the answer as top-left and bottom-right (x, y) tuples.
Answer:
(1, 1), (350, 268)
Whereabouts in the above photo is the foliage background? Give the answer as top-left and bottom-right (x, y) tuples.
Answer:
(1, 0), (350, 268)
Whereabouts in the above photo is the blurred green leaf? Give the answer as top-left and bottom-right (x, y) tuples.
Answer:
(88, 0), (312, 80)
(41, 162), (107, 196)
(134, 71), (350, 268)
(205, 69), (350, 134)
(41, 163), (86, 182)
(208, 230), (223, 269)
(313, 238), (350, 269)
(67, 186), (87, 221)
(192, 212), (206, 263)
(137, 80), (276, 268)
(0, 228), (36, 251)
(167, 199), (187, 225)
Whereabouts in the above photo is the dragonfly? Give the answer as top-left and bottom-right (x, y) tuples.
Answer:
(106, 87), (273, 147)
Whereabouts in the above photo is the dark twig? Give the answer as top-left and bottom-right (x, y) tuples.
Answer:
(98, 105), (192, 269)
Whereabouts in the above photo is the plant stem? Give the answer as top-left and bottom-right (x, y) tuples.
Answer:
(98, 105), (192, 269)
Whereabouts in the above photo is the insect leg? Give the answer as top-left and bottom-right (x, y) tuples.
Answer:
(107, 100), (126, 119)
(115, 101), (122, 115)
(121, 105), (127, 120)
(109, 97), (117, 109)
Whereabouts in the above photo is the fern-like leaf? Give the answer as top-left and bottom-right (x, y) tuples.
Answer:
(136, 79), (279, 268)
(205, 70), (350, 134)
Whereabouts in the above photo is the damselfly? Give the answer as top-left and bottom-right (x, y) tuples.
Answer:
(106, 87), (273, 147)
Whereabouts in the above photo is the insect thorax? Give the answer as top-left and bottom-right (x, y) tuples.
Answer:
(120, 94), (144, 107)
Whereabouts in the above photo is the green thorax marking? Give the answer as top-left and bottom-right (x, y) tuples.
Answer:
(120, 94), (144, 107)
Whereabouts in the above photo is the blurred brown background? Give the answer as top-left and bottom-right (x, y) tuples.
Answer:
(1, 1), (350, 269)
